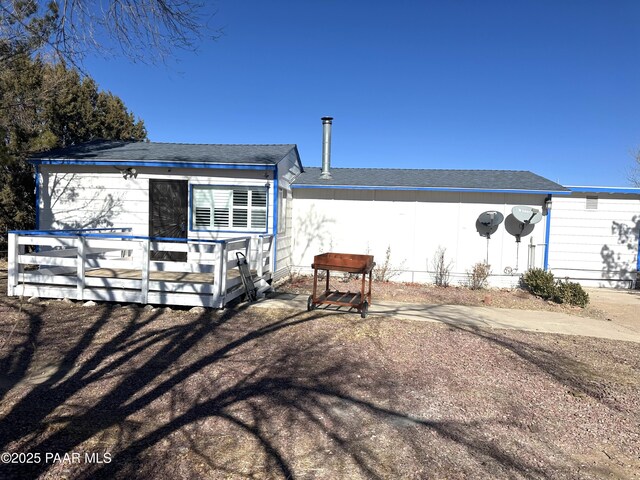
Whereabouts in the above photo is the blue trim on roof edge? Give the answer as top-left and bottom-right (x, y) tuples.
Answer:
(30, 159), (277, 171)
(291, 184), (570, 195)
(568, 186), (640, 194)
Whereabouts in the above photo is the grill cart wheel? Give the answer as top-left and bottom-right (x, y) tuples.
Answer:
(360, 300), (369, 318)
(307, 295), (315, 311)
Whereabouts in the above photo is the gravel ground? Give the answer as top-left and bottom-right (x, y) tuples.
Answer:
(0, 285), (639, 479)
(279, 275), (607, 319)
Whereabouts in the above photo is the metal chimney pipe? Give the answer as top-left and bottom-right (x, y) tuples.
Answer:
(320, 116), (333, 179)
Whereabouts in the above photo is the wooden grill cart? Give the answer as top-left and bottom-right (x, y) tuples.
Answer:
(307, 253), (375, 318)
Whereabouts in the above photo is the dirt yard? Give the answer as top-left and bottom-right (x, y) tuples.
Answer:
(0, 277), (639, 479)
(584, 288), (640, 333)
(278, 274), (611, 319)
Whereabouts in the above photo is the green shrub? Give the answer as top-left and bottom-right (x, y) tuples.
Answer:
(522, 269), (589, 308)
(553, 281), (589, 307)
(521, 268), (556, 300)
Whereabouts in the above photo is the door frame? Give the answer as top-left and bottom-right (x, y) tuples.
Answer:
(149, 179), (189, 240)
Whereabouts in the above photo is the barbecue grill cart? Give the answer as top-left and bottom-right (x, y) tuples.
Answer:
(307, 253), (375, 318)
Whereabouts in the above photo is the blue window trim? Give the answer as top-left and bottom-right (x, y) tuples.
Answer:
(189, 183), (270, 235)
(567, 186), (640, 195)
(291, 184), (570, 195)
(29, 159), (277, 171)
(543, 195), (552, 271)
(272, 165), (278, 269)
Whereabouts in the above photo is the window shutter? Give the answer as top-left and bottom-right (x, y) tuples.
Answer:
(251, 189), (267, 229)
(194, 207), (210, 227)
(192, 186), (267, 231)
(252, 190), (267, 207)
(193, 188), (212, 227)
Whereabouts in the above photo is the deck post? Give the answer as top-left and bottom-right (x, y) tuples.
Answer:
(7, 232), (19, 296)
(218, 241), (228, 307)
(263, 235), (272, 275)
(212, 243), (221, 308)
(257, 236), (264, 277)
(76, 235), (86, 300)
(141, 239), (150, 304)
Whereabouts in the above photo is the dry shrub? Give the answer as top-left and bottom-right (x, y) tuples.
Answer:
(466, 262), (491, 290)
(431, 246), (453, 287)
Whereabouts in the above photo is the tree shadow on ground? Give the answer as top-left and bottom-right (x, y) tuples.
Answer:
(370, 303), (629, 411)
(0, 302), (42, 402)
(0, 293), (629, 479)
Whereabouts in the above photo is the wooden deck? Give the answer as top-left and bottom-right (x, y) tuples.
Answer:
(7, 231), (273, 308)
(84, 268), (219, 283)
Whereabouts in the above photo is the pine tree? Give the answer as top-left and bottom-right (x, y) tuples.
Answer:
(0, 53), (147, 249)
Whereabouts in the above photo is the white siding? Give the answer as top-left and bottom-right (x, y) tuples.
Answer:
(549, 193), (640, 288)
(39, 165), (276, 241)
(273, 149), (302, 280)
(291, 188), (549, 287)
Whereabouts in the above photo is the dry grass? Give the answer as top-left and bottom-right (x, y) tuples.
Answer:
(0, 281), (639, 479)
(279, 274), (607, 319)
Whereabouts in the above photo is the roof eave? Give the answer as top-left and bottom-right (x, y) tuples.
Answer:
(29, 158), (278, 170)
(566, 186), (640, 195)
(291, 184), (570, 195)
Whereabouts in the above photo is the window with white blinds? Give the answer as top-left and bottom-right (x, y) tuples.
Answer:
(192, 186), (267, 231)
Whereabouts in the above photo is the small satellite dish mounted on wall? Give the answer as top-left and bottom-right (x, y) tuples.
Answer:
(505, 215), (535, 242)
(476, 211), (504, 239)
(512, 206), (542, 226)
(476, 210), (504, 264)
(506, 206), (542, 242)
(505, 205), (543, 272)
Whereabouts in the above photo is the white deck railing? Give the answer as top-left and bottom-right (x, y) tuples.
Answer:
(7, 229), (273, 308)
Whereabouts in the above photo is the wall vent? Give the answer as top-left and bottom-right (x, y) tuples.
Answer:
(586, 195), (598, 210)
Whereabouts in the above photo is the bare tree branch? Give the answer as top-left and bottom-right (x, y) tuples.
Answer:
(629, 151), (640, 187)
(1, 0), (218, 68)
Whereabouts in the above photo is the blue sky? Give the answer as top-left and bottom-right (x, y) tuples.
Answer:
(85, 1), (640, 186)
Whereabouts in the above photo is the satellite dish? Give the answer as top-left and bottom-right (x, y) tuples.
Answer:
(512, 206), (542, 225)
(478, 211), (504, 227)
(476, 211), (504, 238)
(476, 210), (504, 263)
(505, 214), (535, 242)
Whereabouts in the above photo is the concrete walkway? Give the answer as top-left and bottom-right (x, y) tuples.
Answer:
(253, 293), (640, 343)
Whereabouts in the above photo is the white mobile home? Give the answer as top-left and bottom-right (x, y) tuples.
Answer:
(290, 171), (640, 289)
(287, 118), (639, 289)
(290, 167), (568, 287)
(6, 132), (640, 307)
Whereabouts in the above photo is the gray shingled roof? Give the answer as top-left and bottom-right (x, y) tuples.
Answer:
(293, 167), (568, 193)
(29, 140), (299, 166)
